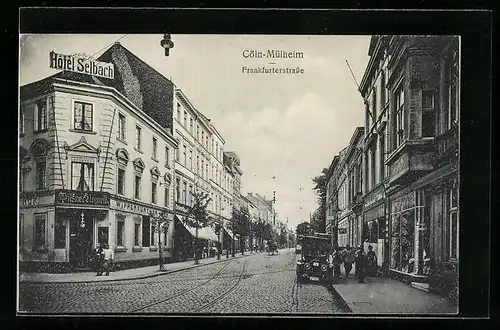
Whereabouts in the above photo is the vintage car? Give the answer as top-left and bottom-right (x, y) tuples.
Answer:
(296, 234), (332, 283)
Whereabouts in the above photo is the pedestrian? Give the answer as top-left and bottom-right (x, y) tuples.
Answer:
(355, 246), (367, 283)
(366, 245), (378, 277)
(341, 245), (354, 279)
(94, 243), (104, 276)
(333, 247), (343, 280)
(102, 244), (114, 276)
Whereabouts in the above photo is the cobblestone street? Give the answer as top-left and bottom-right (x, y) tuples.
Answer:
(18, 250), (348, 314)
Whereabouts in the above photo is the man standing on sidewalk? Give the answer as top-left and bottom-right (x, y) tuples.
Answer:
(341, 245), (355, 279)
(355, 246), (367, 284)
(102, 244), (115, 276)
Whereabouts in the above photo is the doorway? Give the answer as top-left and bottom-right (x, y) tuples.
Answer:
(69, 210), (94, 269)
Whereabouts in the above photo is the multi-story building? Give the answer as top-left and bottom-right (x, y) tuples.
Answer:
(325, 128), (365, 250)
(19, 69), (178, 272)
(326, 155), (340, 245)
(19, 41), (245, 270)
(359, 35), (459, 296)
(246, 193), (274, 226)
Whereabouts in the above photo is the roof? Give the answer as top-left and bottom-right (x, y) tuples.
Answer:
(20, 70), (107, 101)
(96, 42), (175, 131)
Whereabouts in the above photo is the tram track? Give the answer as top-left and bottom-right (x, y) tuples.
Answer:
(194, 259), (249, 313)
(129, 260), (234, 313)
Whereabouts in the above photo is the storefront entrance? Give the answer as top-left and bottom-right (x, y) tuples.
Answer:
(69, 210), (95, 269)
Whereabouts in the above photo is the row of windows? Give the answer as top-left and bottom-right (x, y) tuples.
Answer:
(175, 102), (224, 162)
(365, 47), (459, 153)
(20, 100), (92, 135)
(117, 113), (172, 168)
(173, 177), (231, 215)
(175, 142), (232, 193)
(25, 214), (169, 251)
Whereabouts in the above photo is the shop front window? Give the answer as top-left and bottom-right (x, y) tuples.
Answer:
(400, 212), (415, 273)
(54, 218), (66, 249)
(390, 214), (400, 270)
(134, 222), (141, 246)
(34, 214), (46, 248)
(117, 219), (125, 247)
(142, 216), (151, 247)
(98, 227), (109, 247)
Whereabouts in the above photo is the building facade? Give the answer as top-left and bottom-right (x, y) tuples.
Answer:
(325, 128), (364, 250)
(359, 35), (459, 296)
(324, 36), (459, 297)
(19, 71), (178, 272)
(19, 42), (245, 271)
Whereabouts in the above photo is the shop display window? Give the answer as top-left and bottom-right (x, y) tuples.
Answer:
(54, 218), (66, 249)
(98, 227), (109, 247)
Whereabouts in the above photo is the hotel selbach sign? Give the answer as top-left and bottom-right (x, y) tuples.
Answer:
(49, 51), (115, 79)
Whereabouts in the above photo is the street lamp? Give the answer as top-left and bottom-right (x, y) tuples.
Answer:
(217, 206), (225, 260)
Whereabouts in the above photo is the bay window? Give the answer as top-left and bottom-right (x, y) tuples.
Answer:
(394, 85), (405, 147)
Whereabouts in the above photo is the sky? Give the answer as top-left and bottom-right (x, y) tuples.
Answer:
(19, 34), (371, 232)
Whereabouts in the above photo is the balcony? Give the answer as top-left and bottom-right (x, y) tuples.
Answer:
(435, 125), (458, 167)
(386, 139), (435, 185)
(349, 192), (363, 214)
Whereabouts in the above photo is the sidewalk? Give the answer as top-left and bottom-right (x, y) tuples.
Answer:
(332, 267), (458, 315)
(19, 252), (253, 284)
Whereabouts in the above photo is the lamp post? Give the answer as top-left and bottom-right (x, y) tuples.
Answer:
(218, 206), (224, 260)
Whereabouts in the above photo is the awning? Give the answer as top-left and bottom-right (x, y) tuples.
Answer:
(222, 226), (235, 240)
(176, 216), (218, 241)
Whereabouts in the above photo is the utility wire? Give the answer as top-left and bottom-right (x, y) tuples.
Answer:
(74, 34), (129, 60)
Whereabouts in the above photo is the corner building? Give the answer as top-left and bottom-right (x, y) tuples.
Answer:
(359, 35), (459, 297)
(19, 69), (178, 272)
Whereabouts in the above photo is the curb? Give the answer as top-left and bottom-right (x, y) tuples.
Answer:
(20, 253), (252, 285)
(326, 284), (353, 313)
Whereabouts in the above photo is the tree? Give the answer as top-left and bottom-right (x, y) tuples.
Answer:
(149, 211), (172, 271)
(296, 221), (313, 237)
(232, 207), (251, 255)
(312, 168), (328, 233)
(183, 189), (213, 264)
(263, 222), (274, 243)
(252, 219), (266, 250)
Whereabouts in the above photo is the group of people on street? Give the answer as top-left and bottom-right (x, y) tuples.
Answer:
(328, 244), (378, 284)
(93, 243), (114, 276)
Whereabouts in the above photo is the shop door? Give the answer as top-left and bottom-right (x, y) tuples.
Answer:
(69, 212), (94, 268)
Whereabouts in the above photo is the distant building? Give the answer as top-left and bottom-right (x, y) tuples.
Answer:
(325, 128), (364, 248)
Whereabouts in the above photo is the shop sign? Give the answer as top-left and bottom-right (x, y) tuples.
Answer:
(49, 51), (115, 79)
(391, 191), (416, 213)
(114, 199), (163, 216)
(55, 189), (110, 206)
